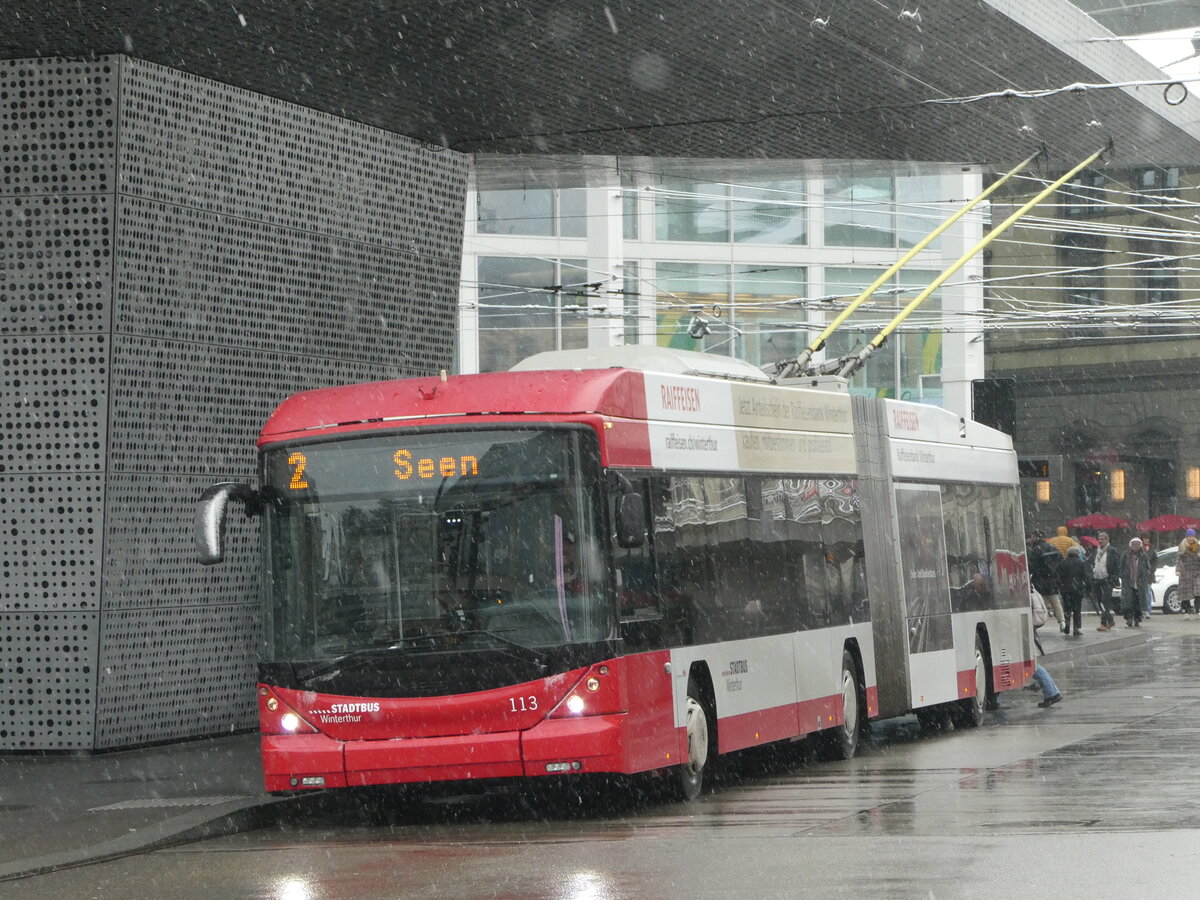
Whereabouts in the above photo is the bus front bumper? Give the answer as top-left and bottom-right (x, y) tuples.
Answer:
(262, 713), (629, 792)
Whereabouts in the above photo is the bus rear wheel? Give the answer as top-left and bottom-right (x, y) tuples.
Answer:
(675, 685), (711, 801)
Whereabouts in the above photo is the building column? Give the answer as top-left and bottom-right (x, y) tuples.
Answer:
(458, 187), (481, 373)
(939, 169), (986, 419)
(586, 167), (625, 348)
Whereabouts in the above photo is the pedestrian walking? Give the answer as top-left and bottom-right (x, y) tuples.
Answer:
(1026, 530), (1065, 630)
(1032, 664), (1063, 707)
(1029, 587), (1063, 707)
(1088, 531), (1120, 631)
(1047, 525), (1080, 558)
(1120, 537), (1153, 627)
(1177, 528), (1200, 616)
(1139, 531), (1158, 619)
(1059, 545), (1089, 636)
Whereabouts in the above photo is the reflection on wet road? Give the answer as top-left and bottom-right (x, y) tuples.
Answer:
(11, 635), (1200, 899)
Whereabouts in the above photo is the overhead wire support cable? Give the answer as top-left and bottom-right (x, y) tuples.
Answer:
(772, 147), (1045, 379)
(838, 143), (1112, 380)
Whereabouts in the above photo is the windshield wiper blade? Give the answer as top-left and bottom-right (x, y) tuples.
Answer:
(296, 644), (407, 684)
(450, 630), (546, 667)
(295, 630), (545, 685)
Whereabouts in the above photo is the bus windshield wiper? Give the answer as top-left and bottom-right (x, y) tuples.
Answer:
(450, 630), (547, 668)
(296, 630), (544, 685)
(295, 643), (410, 685)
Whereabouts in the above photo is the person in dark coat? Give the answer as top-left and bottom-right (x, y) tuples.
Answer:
(1026, 531), (1065, 631)
(1088, 531), (1120, 631)
(1059, 545), (1090, 636)
(1120, 538), (1153, 627)
(1139, 531), (1158, 619)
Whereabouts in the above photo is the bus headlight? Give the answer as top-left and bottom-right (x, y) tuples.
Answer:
(566, 695), (586, 715)
(281, 712), (302, 732)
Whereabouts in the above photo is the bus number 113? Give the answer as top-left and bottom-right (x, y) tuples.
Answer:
(510, 695), (538, 712)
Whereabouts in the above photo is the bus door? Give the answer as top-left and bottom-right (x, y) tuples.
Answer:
(893, 484), (957, 708)
(613, 477), (665, 650)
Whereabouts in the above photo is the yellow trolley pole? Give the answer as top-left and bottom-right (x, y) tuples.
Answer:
(781, 149), (1045, 378)
(838, 145), (1108, 379)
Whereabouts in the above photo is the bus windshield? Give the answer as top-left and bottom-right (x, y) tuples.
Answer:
(262, 427), (611, 664)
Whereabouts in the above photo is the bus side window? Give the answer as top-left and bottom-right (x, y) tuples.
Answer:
(802, 546), (831, 629)
(741, 477), (791, 636)
(823, 543), (848, 626)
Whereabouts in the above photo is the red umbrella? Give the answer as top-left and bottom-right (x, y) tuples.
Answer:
(1135, 514), (1200, 532)
(1066, 513), (1133, 530)
(1078, 535), (1099, 548)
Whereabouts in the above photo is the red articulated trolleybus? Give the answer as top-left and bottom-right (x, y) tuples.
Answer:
(197, 346), (1035, 799)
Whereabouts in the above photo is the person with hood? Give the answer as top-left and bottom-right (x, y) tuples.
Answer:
(1047, 525), (1081, 558)
(1120, 537), (1153, 627)
(1139, 531), (1158, 619)
(1059, 545), (1090, 636)
(1026, 530), (1065, 631)
(1089, 531), (1120, 631)
(1177, 528), (1200, 616)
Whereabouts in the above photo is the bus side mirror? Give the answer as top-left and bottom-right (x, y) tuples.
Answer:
(616, 492), (646, 549)
(196, 482), (260, 565)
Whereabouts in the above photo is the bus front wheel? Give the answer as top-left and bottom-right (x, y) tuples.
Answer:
(952, 637), (989, 729)
(676, 686), (711, 801)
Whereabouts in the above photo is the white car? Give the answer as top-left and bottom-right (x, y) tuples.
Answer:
(1111, 546), (1182, 614)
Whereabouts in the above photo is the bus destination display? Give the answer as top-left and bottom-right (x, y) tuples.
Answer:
(280, 447), (482, 493)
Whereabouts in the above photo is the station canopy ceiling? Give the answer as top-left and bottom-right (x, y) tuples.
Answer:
(6, 0), (1200, 172)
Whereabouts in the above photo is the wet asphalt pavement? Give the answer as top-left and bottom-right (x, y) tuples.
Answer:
(5, 620), (1200, 898)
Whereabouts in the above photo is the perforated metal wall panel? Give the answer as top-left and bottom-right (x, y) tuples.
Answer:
(95, 605), (262, 748)
(0, 58), (118, 198)
(114, 197), (457, 366)
(1, 333), (109, 475)
(0, 193), (114, 336)
(1, 474), (104, 612)
(0, 611), (98, 750)
(1, 55), (468, 750)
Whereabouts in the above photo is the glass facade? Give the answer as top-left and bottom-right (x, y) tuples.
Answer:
(650, 263), (806, 365)
(655, 179), (809, 245)
(896, 175), (944, 250)
(463, 162), (971, 409)
(732, 264), (806, 366)
(622, 172), (639, 240)
(558, 188), (587, 238)
(477, 256), (589, 372)
(824, 267), (942, 402)
(477, 186), (587, 237)
(623, 260), (641, 345)
(654, 262), (730, 352)
(478, 187), (554, 235)
(654, 179), (730, 242)
(731, 180), (808, 245)
(559, 257), (590, 351)
(825, 175), (894, 247)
